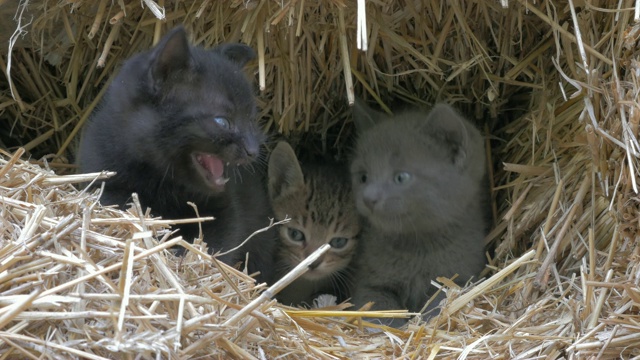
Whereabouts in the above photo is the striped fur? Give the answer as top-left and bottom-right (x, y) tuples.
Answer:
(268, 142), (360, 306)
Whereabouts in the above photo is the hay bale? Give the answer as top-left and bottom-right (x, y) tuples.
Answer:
(0, 0), (639, 358)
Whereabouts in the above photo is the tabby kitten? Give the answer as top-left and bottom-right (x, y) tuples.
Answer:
(349, 99), (488, 327)
(268, 141), (360, 306)
(78, 26), (276, 284)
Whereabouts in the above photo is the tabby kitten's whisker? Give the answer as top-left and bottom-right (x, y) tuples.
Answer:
(268, 141), (360, 306)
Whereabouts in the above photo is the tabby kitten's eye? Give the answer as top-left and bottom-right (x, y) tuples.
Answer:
(287, 227), (306, 242)
(213, 116), (230, 129)
(394, 171), (411, 184)
(329, 237), (348, 249)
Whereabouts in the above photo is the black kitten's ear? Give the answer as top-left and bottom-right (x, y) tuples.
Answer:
(214, 43), (256, 67)
(352, 98), (386, 133)
(268, 141), (304, 200)
(424, 104), (470, 167)
(150, 26), (191, 87)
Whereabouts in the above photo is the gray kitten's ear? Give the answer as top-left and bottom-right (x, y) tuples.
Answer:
(150, 26), (191, 88)
(424, 104), (470, 167)
(268, 141), (305, 200)
(352, 98), (386, 133)
(214, 43), (256, 67)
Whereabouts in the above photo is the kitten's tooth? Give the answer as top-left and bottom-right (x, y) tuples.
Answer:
(215, 177), (230, 186)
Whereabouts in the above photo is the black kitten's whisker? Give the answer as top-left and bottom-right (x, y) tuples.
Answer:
(161, 164), (171, 183)
(77, 26), (277, 285)
(234, 166), (243, 183)
(254, 155), (269, 168)
(245, 162), (258, 175)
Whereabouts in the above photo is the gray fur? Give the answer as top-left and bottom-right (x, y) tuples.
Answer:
(349, 101), (488, 327)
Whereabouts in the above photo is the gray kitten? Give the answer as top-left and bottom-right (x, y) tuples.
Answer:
(349, 100), (488, 327)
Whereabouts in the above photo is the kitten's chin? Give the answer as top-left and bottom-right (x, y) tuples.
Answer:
(367, 213), (413, 233)
(191, 152), (229, 192)
(358, 202), (426, 233)
(301, 270), (330, 281)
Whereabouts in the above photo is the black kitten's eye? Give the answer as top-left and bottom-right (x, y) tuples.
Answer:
(287, 227), (305, 242)
(329, 237), (348, 249)
(394, 171), (411, 184)
(213, 117), (230, 129)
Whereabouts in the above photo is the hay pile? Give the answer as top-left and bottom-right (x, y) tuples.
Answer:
(1, 0), (639, 358)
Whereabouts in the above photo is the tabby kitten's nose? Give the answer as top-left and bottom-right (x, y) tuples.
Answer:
(308, 257), (324, 270)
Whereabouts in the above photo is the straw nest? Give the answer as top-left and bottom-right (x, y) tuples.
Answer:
(1, 0), (639, 358)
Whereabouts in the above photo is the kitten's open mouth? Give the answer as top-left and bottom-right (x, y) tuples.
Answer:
(192, 152), (229, 190)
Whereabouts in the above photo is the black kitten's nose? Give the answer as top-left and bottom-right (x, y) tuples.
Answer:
(243, 135), (260, 159)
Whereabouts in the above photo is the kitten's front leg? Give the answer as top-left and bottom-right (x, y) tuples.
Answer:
(97, 185), (134, 209)
(244, 236), (276, 285)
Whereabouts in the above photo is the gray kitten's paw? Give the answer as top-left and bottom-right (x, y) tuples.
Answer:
(359, 316), (408, 331)
(363, 325), (383, 334)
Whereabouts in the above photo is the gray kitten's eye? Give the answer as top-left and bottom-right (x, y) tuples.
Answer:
(329, 237), (348, 249)
(358, 173), (368, 184)
(394, 171), (411, 184)
(287, 227), (305, 242)
(213, 117), (230, 129)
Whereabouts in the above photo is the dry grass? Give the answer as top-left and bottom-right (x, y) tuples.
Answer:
(1, 0), (639, 358)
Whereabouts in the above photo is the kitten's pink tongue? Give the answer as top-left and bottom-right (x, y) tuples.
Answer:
(195, 153), (226, 186)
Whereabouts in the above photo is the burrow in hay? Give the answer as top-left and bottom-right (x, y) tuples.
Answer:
(0, 0), (639, 358)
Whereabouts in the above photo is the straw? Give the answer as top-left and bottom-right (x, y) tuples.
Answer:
(1, 1), (640, 358)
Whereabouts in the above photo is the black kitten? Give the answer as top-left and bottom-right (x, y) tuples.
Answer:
(78, 26), (276, 284)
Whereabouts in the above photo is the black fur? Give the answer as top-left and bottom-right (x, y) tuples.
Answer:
(78, 26), (276, 284)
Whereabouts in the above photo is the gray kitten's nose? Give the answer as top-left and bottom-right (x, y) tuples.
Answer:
(363, 197), (377, 211)
(363, 188), (379, 210)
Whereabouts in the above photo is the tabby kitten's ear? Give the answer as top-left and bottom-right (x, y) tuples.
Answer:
(214, 43), (256, 67)
(423, 104), (470, 167)
(352, 98), (387, 133)
(149, 26), (192, 90)
(268, 142), (305, 200)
